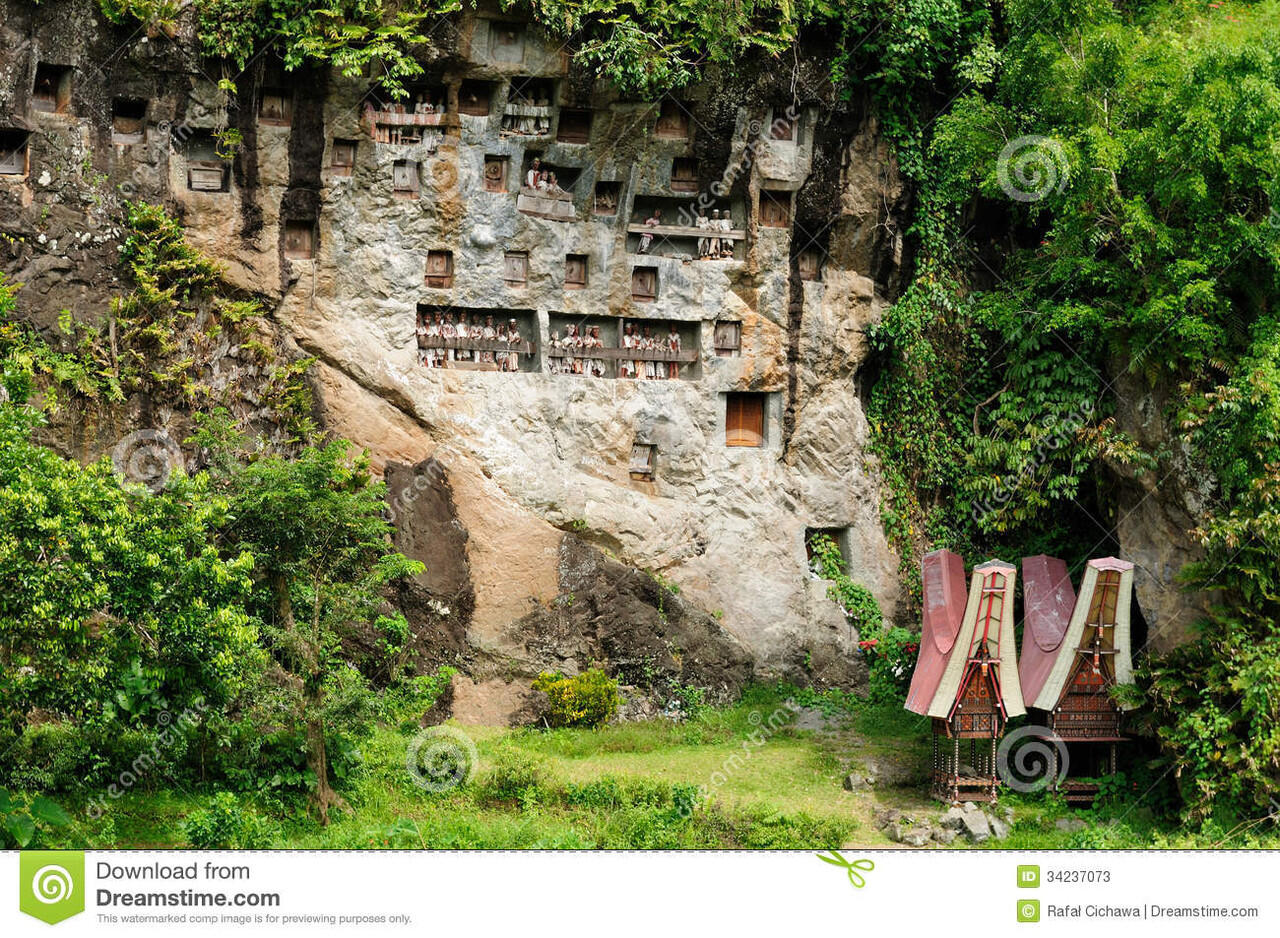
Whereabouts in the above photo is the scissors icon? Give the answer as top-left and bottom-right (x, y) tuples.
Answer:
(816, 851), (875, 888)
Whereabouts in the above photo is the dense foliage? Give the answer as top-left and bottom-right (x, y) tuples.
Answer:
(865, 0), (1280, 821)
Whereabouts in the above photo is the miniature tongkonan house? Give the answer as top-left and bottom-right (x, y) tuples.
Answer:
(905, 551), (1026, 803)
(1019, 556), (1137, 805)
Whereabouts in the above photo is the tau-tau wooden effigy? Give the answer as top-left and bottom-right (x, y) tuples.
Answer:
(905, 551), (1026, 803)
(1019, 556), (1137, 805)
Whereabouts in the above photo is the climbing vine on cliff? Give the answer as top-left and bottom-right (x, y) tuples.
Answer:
(0, 203), (315, 440)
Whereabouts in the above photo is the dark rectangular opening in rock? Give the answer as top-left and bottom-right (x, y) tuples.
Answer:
(556, 108), (592, 144)
(671, 157), (698, 193)
(487, 20), (526, 64)
(259, 87), (293, 127)
(459, 80), (494, 117)
(0, 130), (30, 176)
(111, 98), (148, 143)
(797, 246), (823, 281)
(630, 266), (658, 302)
(32, 63), (72, 114)
(654, 99), (689, 139)
(769, 109), (796, 141)
(182, 132), (229, 192)
(725, 393), (766, 447)
(593, 180), (621, 215)
(805, 527), (851, 568)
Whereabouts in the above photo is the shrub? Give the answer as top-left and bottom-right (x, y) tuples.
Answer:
(532, 669), (622, 728)
(475, 748), (550, 805)
(181, 792), (279, 848)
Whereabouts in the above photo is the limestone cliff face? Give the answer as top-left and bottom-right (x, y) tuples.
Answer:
(1, 1), (910, 707)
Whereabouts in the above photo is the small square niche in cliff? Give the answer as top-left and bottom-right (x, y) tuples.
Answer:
(654, 99), (689, 140)
(283, 220), (315, 260)
(556, 109), (592, 144)
(181, 133), (229, 192)
(425, 250), (454, 288)
(564, 254), (588, 289)
(482, 155), (508, 192)
(458, 80), (494, 117)
(759, 190), (791, 228)
(111, 99), (148, 144)
(629, 443), (656, 481)
(805, 527), (851, 567)
(593, 181), (621, 216)
(797, 246), (824, 281)
(31, 63), (72, 114)
(768, 108), (798, 142)
(714, 320), (741, 357)
(630, 266), (658, 302)
(392, 160), (420, 199)
(330, 139), (357, 176)
(486, 21), (526, 64)
(259, 88), (293, 127)
(725, 393), (767, 447)
(503, 251), (529, 287)
(671, 157), (699, 193)
(0, 130), (30, 176)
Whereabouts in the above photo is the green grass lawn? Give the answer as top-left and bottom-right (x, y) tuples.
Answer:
(34, 690), (1280, 850)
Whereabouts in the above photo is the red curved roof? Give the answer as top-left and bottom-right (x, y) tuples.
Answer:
(1019, 555), (1076, 706)
(904, 548), (967, 715)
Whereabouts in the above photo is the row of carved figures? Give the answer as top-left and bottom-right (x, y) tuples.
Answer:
(416, 312), (525, 371)
(550, 323), (682, 379)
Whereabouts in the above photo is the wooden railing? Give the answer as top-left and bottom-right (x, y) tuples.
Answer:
(549, 346), (697, 363)
(417, 337), (536, 355)
(627, 223), (746, 241)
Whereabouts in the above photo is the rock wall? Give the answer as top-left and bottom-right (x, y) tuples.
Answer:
(1, 1), (907, 708)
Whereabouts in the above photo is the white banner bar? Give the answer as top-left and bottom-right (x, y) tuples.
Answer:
(3, 850), (1273, 936)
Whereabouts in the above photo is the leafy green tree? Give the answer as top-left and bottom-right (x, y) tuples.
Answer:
(194, 416), (422, 823)
(0, 404), (260, 737)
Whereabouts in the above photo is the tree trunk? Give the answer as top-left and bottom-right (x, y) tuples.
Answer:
(306, 710), (342, 826)
(272, 572), (344, 824)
